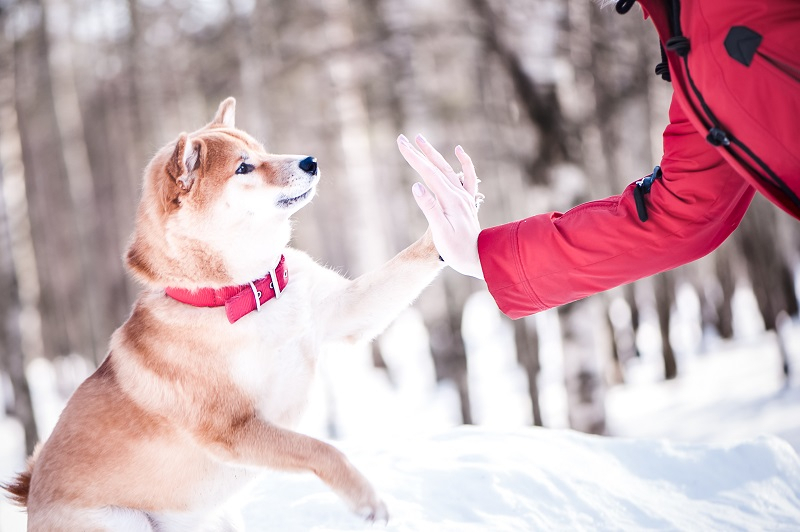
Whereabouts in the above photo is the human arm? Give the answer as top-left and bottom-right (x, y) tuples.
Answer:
(478, 96), (755, 318)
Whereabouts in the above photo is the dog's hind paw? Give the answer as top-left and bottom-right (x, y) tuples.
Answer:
(357, 499), (389, 525)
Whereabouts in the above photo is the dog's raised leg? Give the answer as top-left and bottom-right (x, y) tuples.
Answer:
(203, 419), (388, 523)
(321, 230), (444, 343)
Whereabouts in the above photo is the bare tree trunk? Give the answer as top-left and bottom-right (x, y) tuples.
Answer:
(427, 281), (473, 425)
(43, 0), (103, 362)
(737, 196), (799, 378)
(559, 299), (610, 434)
(13, 0), (92, 360)
(125, 0), (167, 147)
(0, 167), (38, 455)
(715, 248), (737, 339)
(560, 299), (609, 435)
(624, 283), (641, 335)
(324, 0), (390, 275)
(226, 0), (268, 144)
(654, 272), (677, 380)
(467, 0), (575, 180)
(605, 290), (637, 385)
(76, 82), (137, 341)
(0, 18), (42, 452)
(514, 318), (542, 426)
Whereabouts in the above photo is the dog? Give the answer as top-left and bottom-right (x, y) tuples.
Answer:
(3, 98), (449, 531)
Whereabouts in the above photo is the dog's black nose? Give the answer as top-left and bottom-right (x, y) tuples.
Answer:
(299, 156), (317, 175)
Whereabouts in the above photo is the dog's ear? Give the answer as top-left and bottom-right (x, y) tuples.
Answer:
(210, 97), (236, 128)
(160, 132), (205, 212)
(168, 133), (204, 190)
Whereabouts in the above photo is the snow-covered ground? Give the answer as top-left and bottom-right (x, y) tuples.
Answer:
(1, 289), (799, 530)
(607, 336), (800, 454)
(239, 427), (800, 531)
(3, 425), (798, 531)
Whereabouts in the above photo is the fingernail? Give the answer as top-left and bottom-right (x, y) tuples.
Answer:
(412, 182), (425, 197)
(398, 134), (409, 144)
(416, 134), (427, 144)
(455, 145), (464, 154)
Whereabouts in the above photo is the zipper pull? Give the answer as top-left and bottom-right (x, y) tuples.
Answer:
(634, 166), (663, 222)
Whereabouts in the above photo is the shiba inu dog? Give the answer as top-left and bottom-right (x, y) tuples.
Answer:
(4, 98), (449, 531)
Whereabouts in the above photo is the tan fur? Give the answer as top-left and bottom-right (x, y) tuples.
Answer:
(4, 98), (444, 531)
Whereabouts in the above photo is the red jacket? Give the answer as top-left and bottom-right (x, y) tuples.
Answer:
(478, 0), (800, 319)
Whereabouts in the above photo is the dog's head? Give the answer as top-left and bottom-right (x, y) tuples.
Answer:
(126, 98), (319, 288)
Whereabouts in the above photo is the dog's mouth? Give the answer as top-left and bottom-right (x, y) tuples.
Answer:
(277, 186), (316, 208)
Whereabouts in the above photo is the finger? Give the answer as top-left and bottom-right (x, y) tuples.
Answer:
(411, 182), (452, 232)
(415, 134), (462, 189)
(455, 145), (479, 197)
(398, 136), (459, 200)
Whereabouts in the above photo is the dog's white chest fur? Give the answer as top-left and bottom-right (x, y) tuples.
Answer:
(222, 248), (337, 428)
(229, 298), (319, 428)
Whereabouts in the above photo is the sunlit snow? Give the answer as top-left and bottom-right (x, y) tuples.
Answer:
(2, 290), (799, 531)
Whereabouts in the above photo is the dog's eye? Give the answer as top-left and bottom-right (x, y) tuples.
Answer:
(236, 162), (255, 175)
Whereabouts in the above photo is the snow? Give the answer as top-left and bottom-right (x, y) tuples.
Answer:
(463, 291), (534, 427)
(607, 337), (800, 453)
(2, 293), (800, 530)
(243, 427), (800, 531)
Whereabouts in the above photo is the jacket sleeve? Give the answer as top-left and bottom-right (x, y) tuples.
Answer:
(477, 95), (755, 319)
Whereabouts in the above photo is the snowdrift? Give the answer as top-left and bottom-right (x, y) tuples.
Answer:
(243, 426), (800, 531)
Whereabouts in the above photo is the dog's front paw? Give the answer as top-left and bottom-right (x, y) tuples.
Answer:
(320, 447), (390, 525)
(356, 497), (389, 525)
(342, 475), (389, 525)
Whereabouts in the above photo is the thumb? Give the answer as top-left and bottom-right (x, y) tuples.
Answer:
(412, 182), (448, 228)
(412, 182), (435, 208)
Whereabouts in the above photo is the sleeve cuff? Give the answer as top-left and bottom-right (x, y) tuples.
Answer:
(478, 221), (545, 319)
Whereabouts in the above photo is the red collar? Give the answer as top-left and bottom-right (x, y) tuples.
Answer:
(164, 256), (288, 324)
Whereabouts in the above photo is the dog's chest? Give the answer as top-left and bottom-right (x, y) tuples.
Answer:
(227, 287), (320, 427)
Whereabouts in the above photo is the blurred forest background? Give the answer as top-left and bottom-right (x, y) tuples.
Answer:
(1, 0), (799, 457)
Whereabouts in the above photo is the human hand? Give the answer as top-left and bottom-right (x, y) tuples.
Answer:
(397, 134), (485, 280)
